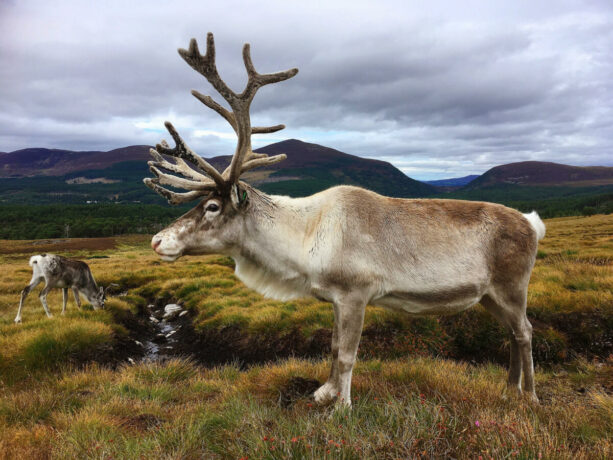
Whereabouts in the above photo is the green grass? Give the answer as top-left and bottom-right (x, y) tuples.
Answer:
(1, 358), (612, 458)
(0, 215), (612, 458)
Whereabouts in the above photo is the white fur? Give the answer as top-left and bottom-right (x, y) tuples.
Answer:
(523, 211), (546, 241)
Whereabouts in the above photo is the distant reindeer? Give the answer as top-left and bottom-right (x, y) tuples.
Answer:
(144, 33), (546, 406)
(14, 254), (112, 323)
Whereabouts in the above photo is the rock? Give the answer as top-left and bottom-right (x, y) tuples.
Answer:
(127, 357), (135, 365)
(134, 340), (143, 347)
(147, 304), (155, 309)
(163, 304), (183, 320)
(152, 333), (167, 344)
(166, 330), (176, 338)
(179, 310), (188, 317)
(149, 316), (159, 324)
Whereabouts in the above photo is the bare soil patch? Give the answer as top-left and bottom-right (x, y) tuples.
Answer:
(0, 237), (116, 255)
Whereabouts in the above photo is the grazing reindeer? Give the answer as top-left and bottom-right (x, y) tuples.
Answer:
(144, 33), (546, 406)
(15, 254), (111, 323)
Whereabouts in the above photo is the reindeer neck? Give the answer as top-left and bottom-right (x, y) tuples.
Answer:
(230, 192), (321, 300)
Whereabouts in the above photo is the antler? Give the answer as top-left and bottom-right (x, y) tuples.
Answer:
(144, 32), (298, 205)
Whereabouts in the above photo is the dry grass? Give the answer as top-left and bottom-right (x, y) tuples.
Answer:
(0, 357), (612, 459)
(0, 214), (612, 458)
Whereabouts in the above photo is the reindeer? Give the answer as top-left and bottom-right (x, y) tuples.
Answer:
(14, 254), (112, 323)
(144, 33), (546, 406)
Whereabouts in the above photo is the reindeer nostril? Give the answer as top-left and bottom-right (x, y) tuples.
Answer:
(151, 238), (162, 251)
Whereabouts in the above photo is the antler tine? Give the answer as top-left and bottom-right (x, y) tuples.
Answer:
(178, 33), (237, 104)
(143, 178), (210, 205)
(240, 154), (287, 174)
(241, 44), (299, 101)
(251, 124), (286, 134)
(148, 148), (210, 182)
(191, 90), (237, 133)
(149, 164), (217, 191)
(156, 121), (226, 189)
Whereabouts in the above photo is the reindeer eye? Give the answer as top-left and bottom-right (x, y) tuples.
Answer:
(206, 202), (220, 213)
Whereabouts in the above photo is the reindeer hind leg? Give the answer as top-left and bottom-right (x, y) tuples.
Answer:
(481, 294), (523, 396)
(15, 277), (43, 323)
(61, 288), (68, 314)
(39, 284), (53, 318)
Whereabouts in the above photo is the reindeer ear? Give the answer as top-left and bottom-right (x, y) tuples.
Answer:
(231, 184), (248, 209)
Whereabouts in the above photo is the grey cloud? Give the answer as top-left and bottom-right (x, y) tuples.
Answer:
(1, 0), (612, 180)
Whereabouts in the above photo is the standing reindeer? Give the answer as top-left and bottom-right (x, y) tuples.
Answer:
(144, 33), (546, 406)
(14, 254), (111, 323)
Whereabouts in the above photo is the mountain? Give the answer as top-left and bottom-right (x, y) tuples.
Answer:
(0, 146), (151, 177)
(425, 175), (479, 187)
(250, 139), (436, 197)
(465, 161), (613, 189)
(0, 139), (436, 204)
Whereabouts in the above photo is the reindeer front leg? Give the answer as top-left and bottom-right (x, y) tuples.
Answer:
(72, 287), (81, 309)
(39, 285), (53, 318)
(314, 296), (366, 407)
(314, 303), (340, 404)
(61, 288), (68, 315)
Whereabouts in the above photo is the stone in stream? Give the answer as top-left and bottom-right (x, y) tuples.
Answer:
(179, 310), (188, 317)
(153, 333), (167, 344)
(166, 330), (177, 338)
(149, 316), (159, 324)
(163, 304), (183, 320)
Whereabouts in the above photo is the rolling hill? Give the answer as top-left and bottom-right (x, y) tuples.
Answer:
(424, 175), (479, 188)
(0, 146), (151, 177)
(465, 161), (613, 188)
(0, 139), (436, 204)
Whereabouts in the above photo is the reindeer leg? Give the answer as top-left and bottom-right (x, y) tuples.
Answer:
(335, 297), (366, 407)
(72, 287), (81, 309)
(481, 295), (522, 395)
(15, 277), (43, 323)
(484, 288), (538, 403)
(62, 288), (68, 315)
(314, 302), (340, 404)
(314, 295), (366, 407)
(39, 284), (53, 318)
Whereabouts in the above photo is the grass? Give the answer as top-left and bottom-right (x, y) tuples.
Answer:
(1, 357), (612, 458)
(0, 214), (612, 458)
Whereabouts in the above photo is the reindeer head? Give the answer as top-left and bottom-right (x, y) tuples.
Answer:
(90, 284), (118, 309)
(144, 33), (298, 261)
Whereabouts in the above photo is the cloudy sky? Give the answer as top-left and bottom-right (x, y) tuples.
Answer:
(1, 0), (612, 180)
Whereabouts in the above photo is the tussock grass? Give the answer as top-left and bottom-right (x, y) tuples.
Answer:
(0, 357), (611, 459)
(0, 215), (612, 457)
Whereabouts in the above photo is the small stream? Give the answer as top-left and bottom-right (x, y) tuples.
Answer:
(139, 303), (186, 362)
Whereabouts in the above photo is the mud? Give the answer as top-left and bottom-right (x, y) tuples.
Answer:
(278, 377), (321, 408)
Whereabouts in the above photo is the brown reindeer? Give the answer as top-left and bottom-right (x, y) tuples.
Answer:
(144, 33), (545, 406)
(15, 254), (113, 322)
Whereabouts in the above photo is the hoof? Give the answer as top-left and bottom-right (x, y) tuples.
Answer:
(14, 317), (22, 323)
(502, 385), (521, 400)
(314, 383), (337, 405)
(525, 392), (540, 404)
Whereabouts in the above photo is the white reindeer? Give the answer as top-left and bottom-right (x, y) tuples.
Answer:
(15, 254), (111, 323)
(144, 33), (546, 406)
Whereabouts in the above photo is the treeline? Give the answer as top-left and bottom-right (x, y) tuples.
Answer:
(0, 204), (188, 240)
(0, 191), (611, 240)
(441, 185), (613, 219)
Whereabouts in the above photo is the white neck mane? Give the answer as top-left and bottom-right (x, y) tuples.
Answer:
(231, 193), (324, 301)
